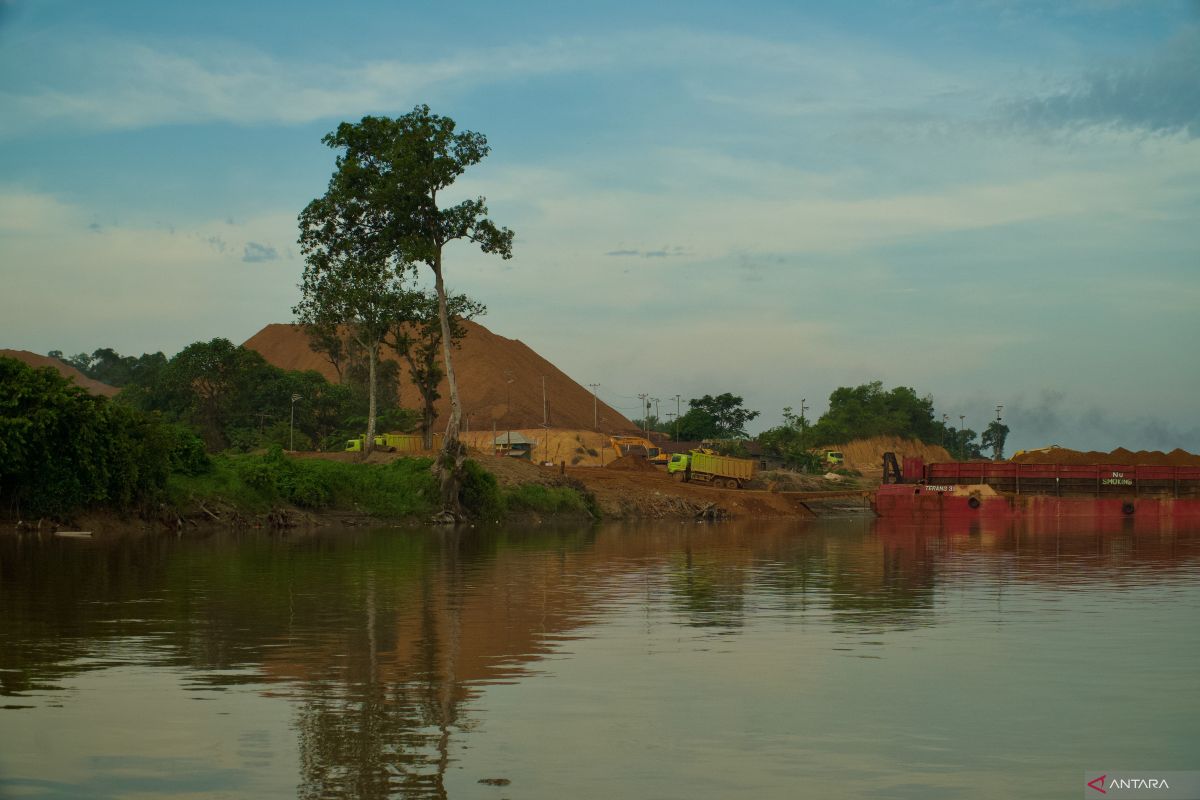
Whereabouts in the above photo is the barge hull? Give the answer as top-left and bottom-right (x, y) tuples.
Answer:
(873, 484), (1200, 521)
(873, 462), (1200, 520)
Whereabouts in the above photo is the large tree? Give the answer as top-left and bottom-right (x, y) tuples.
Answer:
(389, 290), (484, 450)
(676, 393), (760, 440)
(982, 420), (1010, 461)
(163, 338), (268, 451)
(305, 106), (514, 520)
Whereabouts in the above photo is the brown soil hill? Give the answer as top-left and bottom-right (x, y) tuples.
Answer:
(1012, 446), (1200, 466)
(243, 322), (637, 433)
(830, 436), (954, 475)
(1, 349), (119, 397)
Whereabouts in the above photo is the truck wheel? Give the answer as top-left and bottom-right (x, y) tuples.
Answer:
(673, 472), (686, 482)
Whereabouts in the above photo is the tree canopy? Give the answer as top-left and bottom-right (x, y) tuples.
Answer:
(675, 393), (760, 440)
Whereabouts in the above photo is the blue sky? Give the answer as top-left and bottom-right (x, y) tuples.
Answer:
(1, 0), (1198, 450)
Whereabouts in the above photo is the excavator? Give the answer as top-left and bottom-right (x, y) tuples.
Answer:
(609, 435), (670, 466)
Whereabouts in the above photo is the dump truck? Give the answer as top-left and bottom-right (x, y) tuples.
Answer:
(667, 450), (756, 489)
(344, 432), (424, 453)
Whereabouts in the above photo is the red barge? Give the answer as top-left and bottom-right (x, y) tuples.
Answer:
(872, 457), (1200, 521)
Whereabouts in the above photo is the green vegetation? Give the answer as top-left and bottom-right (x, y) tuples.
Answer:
(982, 420), (1010, 460)
(756, 380), (988, 469)
(504, 484), (592, 516)
(1, 357), (205, 517)
(1, 358), (594, 522)
(167, 450), (440, 518)
(167, 450), (594, 522)
(49, 347), (167, 388)
(57, 337), (419, 454)
(640, 393), (760, 440)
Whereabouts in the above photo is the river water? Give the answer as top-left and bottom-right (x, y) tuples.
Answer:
(1, 517), (1197, 799)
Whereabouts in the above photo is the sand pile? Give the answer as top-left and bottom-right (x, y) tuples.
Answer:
(1, 349), (119, 397)
(605, 454), (660, 472)
(244, 322), (636, 433)
(461, 428), (622, 466)
(827, 436), (954, 473)
(1012, 447), (1200, 466)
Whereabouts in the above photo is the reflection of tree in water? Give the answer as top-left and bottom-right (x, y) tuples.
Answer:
(296, 680), (460, 799)
(668, 544), (746, 629)
(290, 528), (599, 799)
(822, 535), (937, 628)
(663, 527), (936, 631)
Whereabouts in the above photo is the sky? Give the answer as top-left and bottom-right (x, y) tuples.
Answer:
(1, 0), (1198, 451)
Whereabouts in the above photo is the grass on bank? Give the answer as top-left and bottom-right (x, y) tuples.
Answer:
(166, 448), (597, 521)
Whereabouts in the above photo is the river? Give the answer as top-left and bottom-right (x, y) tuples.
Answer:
(1, 518), (1198, 799)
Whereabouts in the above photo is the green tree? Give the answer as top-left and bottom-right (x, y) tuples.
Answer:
(389, 290), (484, 449)
(303, 106), (514, 520)
(946, 427), (984, 460)
(755, 407), (822, 472)
(0, 357), (199, 517)
(676, 393), (759, 440)
(49, 348), (167, 388)
(982, 420), (1010, 461)
(807, 381), (944, 445)
(161, 339), (270, 450)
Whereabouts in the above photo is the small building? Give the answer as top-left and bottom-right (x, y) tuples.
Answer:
(494, 432), (534, 460)
(741, 441), (789, 471)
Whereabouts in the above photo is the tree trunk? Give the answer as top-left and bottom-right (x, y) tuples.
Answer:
(364, 340), (378, 460)
(431, 255), (466, 522)
(421, 394), (435, 450)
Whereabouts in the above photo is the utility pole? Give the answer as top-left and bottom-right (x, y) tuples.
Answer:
(637, 393), (649, 434)
(503, 369), (513, 428)
(542, 376), (547, 427)
(996, 404), (1003, 422)
(289, 394), (302, 451)
(652, 397), (660, 429)
(674, 394), (681, 440)
(959, 415), (966, 460)
(800, 398), (808, 430)
(588, 383), (600, 430)
(941, 413), (948, 449)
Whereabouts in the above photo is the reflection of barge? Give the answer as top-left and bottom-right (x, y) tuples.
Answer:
(873, 458), (1200, 520)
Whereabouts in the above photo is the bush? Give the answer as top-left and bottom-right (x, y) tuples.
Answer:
(459, 459), (505, 519)
(0, 357), (183, 517)
(169, 452), (439, 518)
(504, 483), (590, 516)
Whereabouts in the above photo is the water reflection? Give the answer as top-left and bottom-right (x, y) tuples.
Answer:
(1, 518), (1197, 798)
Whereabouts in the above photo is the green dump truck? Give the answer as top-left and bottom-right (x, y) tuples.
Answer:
(667, 450), (756, 489)
(344, 433), (424, 453)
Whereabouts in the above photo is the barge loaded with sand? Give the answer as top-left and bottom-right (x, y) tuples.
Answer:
(873, 447), (1200, 521)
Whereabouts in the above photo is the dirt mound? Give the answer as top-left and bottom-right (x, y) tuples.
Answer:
(1, 349), (119, 397)
(605, 454), (659, 472)
(461, 428), (613, 467)
(1012, 446), (1200, 466)
(827, 436), (953, 474)
(244, 322), (637, 434)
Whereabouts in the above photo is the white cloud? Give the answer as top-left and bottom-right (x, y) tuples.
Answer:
(0, 190), (301, 354)
(0, 26), (977, 137)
